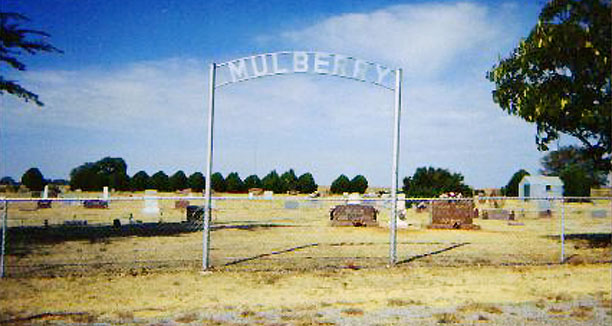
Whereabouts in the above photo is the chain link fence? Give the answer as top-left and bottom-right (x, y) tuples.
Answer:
(1, 194), (610, 277)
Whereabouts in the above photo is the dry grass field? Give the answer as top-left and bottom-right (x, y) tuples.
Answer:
(0, 193), (610, 325)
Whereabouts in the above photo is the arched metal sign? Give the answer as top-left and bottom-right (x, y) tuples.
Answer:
(203, 51), (402, 269)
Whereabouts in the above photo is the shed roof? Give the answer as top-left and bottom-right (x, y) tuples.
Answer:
(520, 175), (563, 186)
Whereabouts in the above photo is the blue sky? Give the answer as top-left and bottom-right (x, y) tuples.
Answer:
(2, 0), (561, 188)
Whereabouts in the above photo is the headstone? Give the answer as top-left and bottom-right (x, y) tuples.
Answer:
(481, 209), (515, 220)
(42, 185), (49, 199)
(330, 204), (379, 227)
(592, 210), (608, 218)
(103, 186), (109, 200)
(397, 194), (406, 210)
(142, 189), (160, 216)
(186, 205), (204, 223)
(37, 200), (52, 209)
(175, 200), (190, 209)
(284, 201), (299, 209)
(263, 191), (274, 200)
(83, 200), (109, 209)
(348, 193), (361, 205)
(428, 200), (480, 230)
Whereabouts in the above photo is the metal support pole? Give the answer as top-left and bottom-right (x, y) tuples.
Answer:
(560, 197), (565, 263)
(389, 68), (402, 265)
(203, 63), (216, 271)
(1, 201), (7, 278)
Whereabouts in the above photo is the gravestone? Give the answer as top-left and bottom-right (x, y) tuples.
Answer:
(263, 191), (274, 200)
(591, 210), (608, 218)
(284, 201), (299, 209)
(186, 205), (204, 223)
(428, 200), (480, 230)
(83, 200), (109, 209)
(175, 200), (190, 209)
(142, 189), (160, 216)
(330, 204), (379, 227)
(37, 200), (52, 209)
(481, 209), (515, 220)
(348, 193), (362, 205)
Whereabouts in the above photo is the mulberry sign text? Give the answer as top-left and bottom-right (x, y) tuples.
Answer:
(214, 51), (396, 90)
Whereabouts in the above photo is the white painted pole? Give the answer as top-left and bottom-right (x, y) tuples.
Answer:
(203, 63), (216, 271)
(1, 201), (7, 278)
(389, 68), (402, 265)
(560, 197), (565, 263)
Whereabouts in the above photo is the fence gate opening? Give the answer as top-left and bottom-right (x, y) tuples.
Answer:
(203, 51), (403, 270)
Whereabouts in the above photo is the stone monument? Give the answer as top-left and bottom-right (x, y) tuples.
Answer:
(142, 189), (160, 216)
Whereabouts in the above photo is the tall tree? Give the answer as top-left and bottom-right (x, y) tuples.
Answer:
(541, 145), (607, 186)
(297, 173), (317, 194)
(261, 170), (285, 193)
(150, 171), (170, 192)
(70, 162), (101, 191)
(130, 171), (150, 191)
(188, 172), (206, 192)
(69, 157), (130, 191)
(0, 176), (17, 185)
(1, 12), (62, 106)
(330, 174), (351, 194)
(280, 169), (298, 192)
(402, 167), (472, 198)
(349, 175), (369, 194)
(225, 172), (246, 193)
(210, 172), (226, 192)
(21, 167), (46, 191)
(243, 174), (262, 190)
(501, 169), (530, 196)
(169, 170), (188, 191)
(487, 0), (611, 172)
(559, 164), (592, 196)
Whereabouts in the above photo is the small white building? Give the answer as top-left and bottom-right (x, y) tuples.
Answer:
(518, 175), (564, 212)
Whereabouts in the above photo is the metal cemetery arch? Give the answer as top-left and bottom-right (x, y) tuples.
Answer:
(203, 51), (402, 270)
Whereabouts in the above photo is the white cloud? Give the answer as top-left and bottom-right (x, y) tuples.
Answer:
(283, 2), (499, 78)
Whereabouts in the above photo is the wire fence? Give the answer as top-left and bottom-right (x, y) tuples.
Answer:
(0, 194), (610, 278)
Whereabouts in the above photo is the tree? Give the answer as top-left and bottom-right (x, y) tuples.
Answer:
(349, 175), (369, 194)
(211, 172), (226, 192)
(188, 172), (206, 192)
(261, 170), (285, 193)
(559, 164), (592, 196)
(501, 169), (530, 197)
(487, 0), (611, 172)
(244, 174), (262, 190)
(69, 157), (130, 191)
(130, 171), (150, 191)
(225, 172), (246, 193)
(402, 167), (472, 198)
(150, 171), (170, 192)
(21, 167), (45, 191)
(0, 176), (17, 185)
(280, 169), (298, 192)
(330, 174), (351, 194)
(297, 173), (317, 194)
(541, 145), (607, 186)
(169, 170), (188, 191)
(96, 157), (130, 190)
(1, 12), (62, 106)
(70, 162), (101, 191)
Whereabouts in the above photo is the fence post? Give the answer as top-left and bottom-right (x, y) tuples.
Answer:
(560, 197), (565, 264)
(1, 200), (7, 278)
